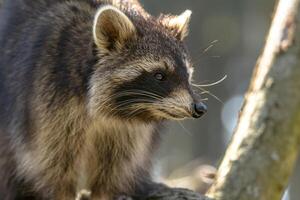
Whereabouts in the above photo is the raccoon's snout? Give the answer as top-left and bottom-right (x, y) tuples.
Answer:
(192, 102), (207, 118)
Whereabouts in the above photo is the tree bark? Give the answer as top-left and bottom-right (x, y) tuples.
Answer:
(206, 0), (300, 199)
(143, 188), (212, 200)
(290, 156), (300, 200)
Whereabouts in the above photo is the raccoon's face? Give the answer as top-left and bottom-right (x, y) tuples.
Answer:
(89, 5), (207, 122)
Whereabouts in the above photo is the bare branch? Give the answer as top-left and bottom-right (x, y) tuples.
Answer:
(207, 0), (300, 199)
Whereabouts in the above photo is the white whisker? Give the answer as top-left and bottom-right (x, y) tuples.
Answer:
(192, 75), (227, 87)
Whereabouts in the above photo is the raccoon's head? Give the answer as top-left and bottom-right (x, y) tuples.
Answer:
(88, 5), (207, 122)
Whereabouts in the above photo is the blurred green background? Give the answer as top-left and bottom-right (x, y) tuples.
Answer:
(141, 1), (300, 199)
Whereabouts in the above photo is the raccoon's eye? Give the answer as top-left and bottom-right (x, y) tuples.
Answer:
(154, 72), (166, 81)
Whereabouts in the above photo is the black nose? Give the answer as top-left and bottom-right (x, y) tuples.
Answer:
(192, 102), (207, 118)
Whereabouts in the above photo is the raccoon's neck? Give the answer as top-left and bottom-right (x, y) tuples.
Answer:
(17, 101), (157, 198)
(77, 117), (156, 197)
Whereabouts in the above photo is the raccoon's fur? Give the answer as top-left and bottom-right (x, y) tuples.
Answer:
(0, 0), (207, 199)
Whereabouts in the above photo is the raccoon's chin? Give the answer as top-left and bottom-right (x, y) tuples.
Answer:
(164, 114), (190, 121)
(155, 110), (191, 121)
(165, 116), (188, 121)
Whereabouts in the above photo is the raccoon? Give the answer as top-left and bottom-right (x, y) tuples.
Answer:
(0, 0), (207, 199)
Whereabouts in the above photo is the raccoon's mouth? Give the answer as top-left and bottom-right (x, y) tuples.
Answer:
(157, 109), (190, 120)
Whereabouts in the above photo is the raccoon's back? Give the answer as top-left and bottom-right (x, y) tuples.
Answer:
(0, 0), (97, 133)
(0, 0), (42, 131)
(0, 0), (97, 197)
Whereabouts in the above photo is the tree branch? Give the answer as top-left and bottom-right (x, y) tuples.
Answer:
(207, 0), (300, 199)
(143, 188), (212, 200)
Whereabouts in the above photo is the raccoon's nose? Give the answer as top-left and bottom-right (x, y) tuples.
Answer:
(192, 102), (207, 118)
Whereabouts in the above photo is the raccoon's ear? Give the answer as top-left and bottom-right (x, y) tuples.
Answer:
(160, 10), (192, 41)
(93, 5), (137, 52)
